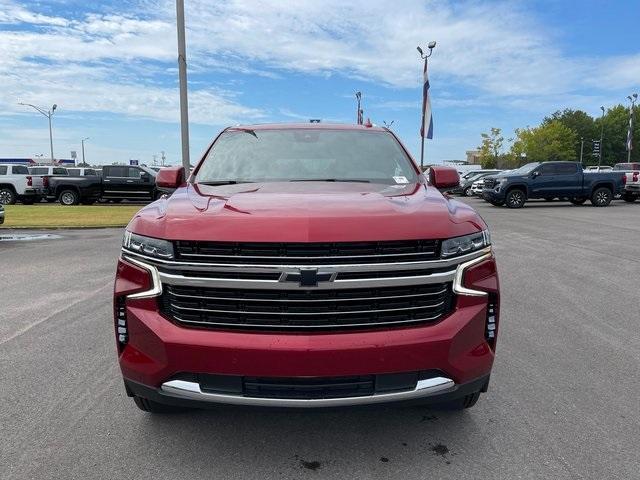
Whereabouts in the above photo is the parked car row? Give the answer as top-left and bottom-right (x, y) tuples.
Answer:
(456, 161), (638, 208)
(0, 164), (161, 205)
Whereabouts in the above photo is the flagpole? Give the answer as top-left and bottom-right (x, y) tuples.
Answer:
(417, 42), (436, 171)
(628, 93), (637, 163)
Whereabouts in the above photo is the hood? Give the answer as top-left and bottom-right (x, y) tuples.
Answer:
(128, 181), (487, 242)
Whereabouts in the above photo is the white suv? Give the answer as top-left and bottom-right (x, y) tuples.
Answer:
(0, 164), (45, 204)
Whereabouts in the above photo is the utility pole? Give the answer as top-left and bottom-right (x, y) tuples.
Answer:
(176, 0), (191, 175)
(81, 137), (89, 165)
(19, 102), (57, 163)
(417, 41), (436, 170)
(579, 137), (584, 165)
(161, 150), (166, 166)
(598, 106), (605, 167)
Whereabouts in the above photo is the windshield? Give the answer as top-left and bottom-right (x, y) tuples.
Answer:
(195, 129), (418, 185)
(510, 162), (540, 175)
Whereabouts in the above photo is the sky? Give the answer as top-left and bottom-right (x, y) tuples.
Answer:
(0, 0), (639, 166)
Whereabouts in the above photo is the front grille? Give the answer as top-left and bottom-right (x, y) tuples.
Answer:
(244, 375), (375, 399)
(160, 282), (453, 330)
(174, 240), (440, 265)
(483, 178), (497, 189)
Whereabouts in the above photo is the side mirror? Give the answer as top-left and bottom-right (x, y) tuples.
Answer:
(532, 171), (540, 178)
(428, 166), (460, 191)
(156, 166), (185, 189)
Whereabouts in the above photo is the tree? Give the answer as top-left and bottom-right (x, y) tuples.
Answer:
(543, 109), (596, 163)
(510, 120), (577, 163)
(597, 104), (639, 165)
(478, 128), (504, 169)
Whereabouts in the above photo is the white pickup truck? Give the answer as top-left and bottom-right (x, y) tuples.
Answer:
(614, 163), (640, 203)
(0, 164), (45, 205)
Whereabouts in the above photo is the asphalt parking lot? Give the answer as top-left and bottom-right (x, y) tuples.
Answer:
(1, 198), (639, 480)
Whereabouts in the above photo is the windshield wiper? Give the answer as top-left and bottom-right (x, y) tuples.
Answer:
(289, 178), (371, 183)
(198, 180), (253, 186)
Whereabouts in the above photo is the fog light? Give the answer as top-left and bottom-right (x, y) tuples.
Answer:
(115, 296), (128, 346)
(486, 296), (498, 348)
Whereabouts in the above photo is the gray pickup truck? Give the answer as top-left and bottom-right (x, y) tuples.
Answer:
(482, 161), (627, 208)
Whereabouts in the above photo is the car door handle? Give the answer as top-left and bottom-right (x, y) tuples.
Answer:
(126, 180), (134, 183)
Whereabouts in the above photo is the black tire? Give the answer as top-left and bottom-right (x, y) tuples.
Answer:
(442, 391), (481, 410)
(590, 187), (612, 207)
(0, 187), (17, 205)
(133, 396), (189, 414)
(154, 191), (165, 200)
(463, 187), (472, 197)
(570, 197), (587, 205)
(59, 189), (80, 206)
(505, 189), (526, 208)
(622, 193), (637, 203)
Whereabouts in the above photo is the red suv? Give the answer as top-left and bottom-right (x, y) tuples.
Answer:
(114, 123), (500, 413)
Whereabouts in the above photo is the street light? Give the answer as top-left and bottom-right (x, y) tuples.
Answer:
(627, 93), (638, 163)
(598, 106), (605, 167)
(19, 102), (57, 163)
(176, 0), (191, 175)
(355, 91), (363, 125)
(417, 41), (436, 170)
(81, 137), (90, 165)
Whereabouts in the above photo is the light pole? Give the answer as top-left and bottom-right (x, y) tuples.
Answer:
(598, 106), (605, 167)
(19, 102), (57, 163)
(627, 93), (638, 163)
(81, 137), (89, 165)
(355, 91), (363, 125)
(579, 137), (584, 165)
(417, 41), (436, 170)
(176, 0), (191, 175)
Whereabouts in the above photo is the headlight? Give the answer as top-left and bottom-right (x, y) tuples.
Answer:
(441, 230), (491, 258)
(123, 231), (174, 259)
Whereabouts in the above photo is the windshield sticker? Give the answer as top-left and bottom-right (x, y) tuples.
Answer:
(393, 176), (409, 184)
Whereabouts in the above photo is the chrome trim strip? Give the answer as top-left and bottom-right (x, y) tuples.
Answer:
(165, 287), (448, 303)
(178, 250), (437, 260)
(157, 269), (457, 290)
(171, 313), (444, 329)
(160, 377), (455, 408)
(122, 256), (163, 299)
(169, 300), (445, 316)
(121, 247), (491, 273)
(452, 252), (492, 297)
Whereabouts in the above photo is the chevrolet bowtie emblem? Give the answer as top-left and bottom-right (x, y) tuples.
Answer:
(280, 268), (334, 287)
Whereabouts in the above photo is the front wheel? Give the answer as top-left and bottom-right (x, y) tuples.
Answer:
(590, 187), (612, 207)
(0, 188), (16, 205)
(133, 396), (190, 414)
(442, 391), (481, 410)
(59, 189), (80, 206)
(463, 187), (473, 197)
(505, 189), (526, 208)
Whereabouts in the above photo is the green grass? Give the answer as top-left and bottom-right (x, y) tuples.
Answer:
(0, 204), (142, 228)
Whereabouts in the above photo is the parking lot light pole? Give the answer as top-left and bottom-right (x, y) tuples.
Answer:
(627, 94), (637, 163)
(580, 137), (584, 165)
(19, 102), (57, 163)
(598, 106), (605, 167)
(81, 137), (89, 165)
(176, 0), (191, 176)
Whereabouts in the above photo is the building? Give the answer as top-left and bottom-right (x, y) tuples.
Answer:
(466, 150), (482, 165)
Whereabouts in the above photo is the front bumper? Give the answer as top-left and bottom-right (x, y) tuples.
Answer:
(115, 246), (500, 408)
(482, 188), (505, 202)
(124, 373), (490, 409)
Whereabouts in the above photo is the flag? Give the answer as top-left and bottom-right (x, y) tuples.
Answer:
(627, 108), (634, 152)
(420, 59), (433, 139)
